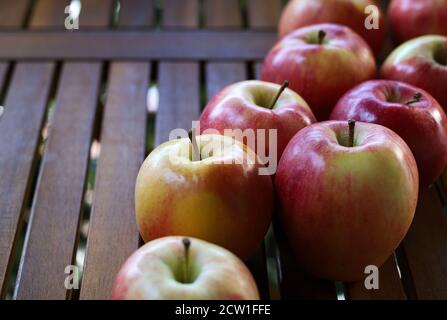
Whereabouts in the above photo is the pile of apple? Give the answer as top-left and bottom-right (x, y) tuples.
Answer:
(112, 0), (447, 300)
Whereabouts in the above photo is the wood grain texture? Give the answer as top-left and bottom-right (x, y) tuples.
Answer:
(247, 0), (282, 29)
(346, 256), (406, 300)
(163, 0), (198, 29)
(29, 0), (70, 29)
(0, 0), (31, 28)
(0, 31), (276, 60)
(205, 62), (246, 100)
(117, 0), (155, 28)
(402, 187), (447, 299)
(204, 0), (241, 29)
(15, 63), (102, 300)
(79, 0), (113, 28)
(0, 63), (55, 298)
(80, 63), (149, 300)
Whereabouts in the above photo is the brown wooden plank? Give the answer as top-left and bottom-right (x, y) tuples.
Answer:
(0, 63), (55, 298)
(402, 187), (447, 299)
(79, 0), (113, 28)
(247, 0), (282, 29)
(0, 31), (276, 60)
(206, 62), (246, 101)
(29, 0), (70, 29)
(204, 0), (241, 29)
(162, 0), (198, 29)
(346, 256), (406, 300)
(15, 63), (102, 300)
(117, 0), (155, 28)
(155, 62), (200, 146)
(0, 0), (30, 28)
(80, 62), (149, 300)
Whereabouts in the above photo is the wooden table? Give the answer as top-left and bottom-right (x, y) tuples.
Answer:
(0, 0), (446, 300)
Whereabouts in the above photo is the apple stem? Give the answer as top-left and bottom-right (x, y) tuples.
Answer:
(318, 30), (326, 45)
(182, 238), (191, 283)
(348, 119), (356, 148)
(188, 128), (200, 161)
(405, 92), (422, 106)
(269, 80), (289, 109)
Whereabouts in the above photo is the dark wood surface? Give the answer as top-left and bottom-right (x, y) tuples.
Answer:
(0, 0), (446, 300)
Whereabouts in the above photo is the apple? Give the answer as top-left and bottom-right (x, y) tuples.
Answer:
(381, 35), (447, 111)
(261, 23), (376, 120)
(389, 0), (447, 44)
(278, 0), (385, 54)
(275, 120), (418, 281)
(330, 80), (447, 189)
(135, 133), (273, 260)
(112, 236), (260, 300)
(199, 80), (316, 159)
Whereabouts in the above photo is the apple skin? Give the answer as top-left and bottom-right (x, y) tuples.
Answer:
(275, 121), (418, 281)
(279, 0), (385, 54)
(135, 134), (273, 260)
(199, 80), (316, 159)
(389, 0), (447, 44)
(261, 23), (376, 121)
(112, 236), (260, 300)
(381, 35), (447, 111)
(330, 80), (447, 189)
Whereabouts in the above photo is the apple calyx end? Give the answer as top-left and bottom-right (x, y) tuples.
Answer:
(348, 119), (356, 148)
(269, 80), (289, 109)
(405, 92), (422, 106)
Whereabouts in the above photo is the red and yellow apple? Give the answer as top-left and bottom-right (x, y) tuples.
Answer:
(381, 35), (447, 111)
(199, 80), (316, 159)
(331, 80), (447, 189)
(262, 23), (376, 120)
(279, 0), (385, 54)
(135, 134), (273, 260)
(112, 236), (260, 300)
(275, 120), (418, 281)
(389, 0), (447, 43)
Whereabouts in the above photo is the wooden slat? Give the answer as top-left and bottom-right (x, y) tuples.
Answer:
(206, 63), (246, 100)
(79, 0), (113, 28)
(80, 63), (149, 300)
(29, 0), (70, 29)
(118, 0), (155, 28)
(0, 31), (276, 60)
(0, 63), (55, 298)
(162, 0), (198, 29)
(402, 187), (447, 299)
(247, 0), (282, 29)
(0, 0), (30, 28)
(15, 63), (102, 300)
(346, 256), (406, 300)
(204, 0), (241, 29)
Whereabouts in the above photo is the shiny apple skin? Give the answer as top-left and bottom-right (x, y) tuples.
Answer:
(389, 0), (447, 44)
(112, 237), (260, 300)
(261, 23), (376, 121)
(330, 80), (447, 189)
(275, 121), (418, 281)
(199, 80), (316, 158)
(135, 134), (273, 260)
(279, 0), (385, 54)
(381, 35), (447, 110)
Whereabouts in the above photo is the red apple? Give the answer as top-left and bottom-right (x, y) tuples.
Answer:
(330, 80), (447, 189)
(199, 80), (316, 160)
(112, 236), (260, 300)
(261, 23), (376, 120)
(381, 35), (447, 111)
(135, 133), (273, 260)
(275, 120), (418, 281)
(389, 0), (447, 44)
(279, 0), (385, 54)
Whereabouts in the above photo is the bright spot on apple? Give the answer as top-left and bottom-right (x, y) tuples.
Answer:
(69, 0), (82, 20)
(147, 85), (159, 113)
